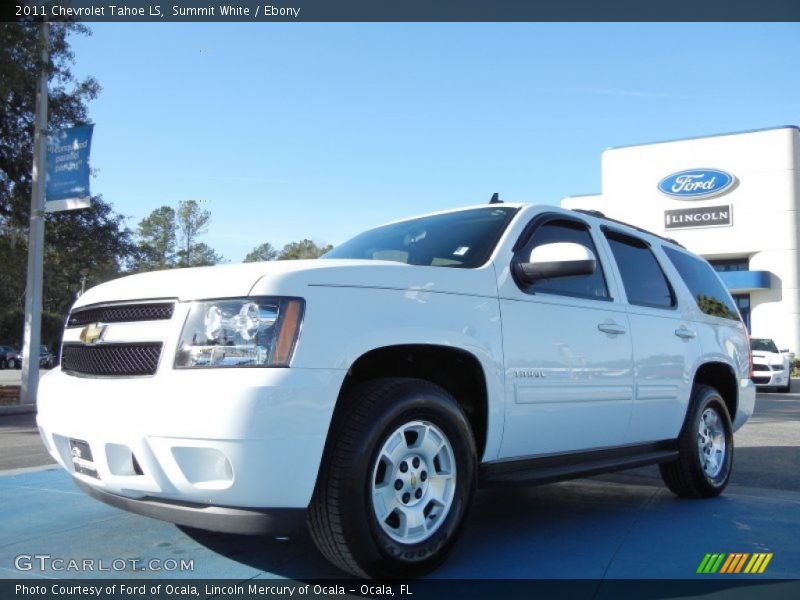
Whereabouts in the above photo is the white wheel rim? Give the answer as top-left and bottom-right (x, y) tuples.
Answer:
(697, 407), (726, 478)
(370, 420), (457, 544)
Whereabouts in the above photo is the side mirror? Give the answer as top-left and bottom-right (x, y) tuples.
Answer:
(515, 242), (597, 285)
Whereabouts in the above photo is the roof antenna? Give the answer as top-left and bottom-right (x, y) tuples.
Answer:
(489, 192), (502, 204)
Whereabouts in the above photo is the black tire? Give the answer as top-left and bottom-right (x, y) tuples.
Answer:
(660, 385), (733, 498)
(778, 380), (791, 394)
(0, 358), (6, 369)
(8, 358), (18, 369)
(308, 377), (477, 579)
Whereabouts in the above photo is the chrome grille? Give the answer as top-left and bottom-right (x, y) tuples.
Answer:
(67, 303), (174, 328)
(61, 343), (162, 377)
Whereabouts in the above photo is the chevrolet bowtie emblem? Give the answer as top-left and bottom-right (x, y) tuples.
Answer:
(79, 323), (106, 345)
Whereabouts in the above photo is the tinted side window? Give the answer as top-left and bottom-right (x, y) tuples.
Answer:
(517, 219), (609, 300)
(605, 232), (675, 308)
(663, 246), (740, 320)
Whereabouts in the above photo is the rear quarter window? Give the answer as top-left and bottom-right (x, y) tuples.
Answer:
(662, 246), (740, 321)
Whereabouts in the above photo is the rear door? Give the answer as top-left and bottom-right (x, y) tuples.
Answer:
(496, 214), (635, 459)
(599, 229), (702, 443)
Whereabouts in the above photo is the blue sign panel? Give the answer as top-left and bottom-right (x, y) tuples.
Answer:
(46, 125), (94, 211)
(657, 168), (735, 199)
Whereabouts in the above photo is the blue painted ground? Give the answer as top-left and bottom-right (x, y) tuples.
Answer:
(1, 467), (798, 581)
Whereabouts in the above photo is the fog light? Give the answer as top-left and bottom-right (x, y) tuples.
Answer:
(171, 447), (234, 489)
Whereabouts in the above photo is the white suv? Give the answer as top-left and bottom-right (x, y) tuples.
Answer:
(37, 203), (755, 578)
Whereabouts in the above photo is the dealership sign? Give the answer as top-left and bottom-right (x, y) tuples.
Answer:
(665, 205), (732, 230)
(658, 169), (735, 199)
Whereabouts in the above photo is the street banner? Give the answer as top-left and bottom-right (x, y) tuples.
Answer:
(45, 124), (94, 212)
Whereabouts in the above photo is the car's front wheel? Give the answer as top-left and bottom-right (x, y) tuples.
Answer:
(308, 378), (477, 579)
(7, 358), (18, 369)
(660, 385), (733, 498)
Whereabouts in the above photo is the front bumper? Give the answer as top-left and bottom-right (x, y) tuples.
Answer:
(37, 366), (345, 514)
(75, 479), (306, 535)
(751, 367), (789, 388)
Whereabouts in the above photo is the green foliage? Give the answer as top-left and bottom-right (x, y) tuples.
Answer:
(176, 200), (215, 267)
(181, 242), (224, 267)
(0, 308), (64, 351)
(131, 200), (224, 271)
(0, 23), (133, 322)
(0, 22), (100, 223)
(135, 206), (176, 270)
(243, 242), (279, 263)
(278, 239), (333, 260)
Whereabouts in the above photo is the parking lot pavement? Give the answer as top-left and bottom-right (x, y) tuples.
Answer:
(0, 467), (798, 580)
(0, 414), (53, 471)
(1, 387), (798, 581)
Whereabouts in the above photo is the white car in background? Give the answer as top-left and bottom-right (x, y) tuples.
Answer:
(750, 338), (791, 393)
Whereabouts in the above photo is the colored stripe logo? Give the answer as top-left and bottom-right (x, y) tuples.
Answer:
(697, 553), (773, 574)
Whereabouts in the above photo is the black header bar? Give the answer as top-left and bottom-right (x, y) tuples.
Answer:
(3, 0), (800, 23)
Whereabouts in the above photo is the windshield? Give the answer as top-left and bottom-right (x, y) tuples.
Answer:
(323, 207), (519, 269)
(751, 338), (779, 353)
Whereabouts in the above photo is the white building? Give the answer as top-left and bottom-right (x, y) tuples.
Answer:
(562, 126), (800, 353)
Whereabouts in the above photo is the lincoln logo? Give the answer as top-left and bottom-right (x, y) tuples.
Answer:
(658, 169), (735, 199)
(79, 323), (106, 345)
(665, 205), (732, 230)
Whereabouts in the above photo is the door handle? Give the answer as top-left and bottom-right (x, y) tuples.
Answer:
(675, 326), (697, 340)
(597, 322), (627, 335)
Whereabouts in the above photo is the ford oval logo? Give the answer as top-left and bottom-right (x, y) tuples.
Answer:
(658, 169), (735, 199)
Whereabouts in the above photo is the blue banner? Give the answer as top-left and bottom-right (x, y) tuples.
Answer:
(46, 125), (94, 210)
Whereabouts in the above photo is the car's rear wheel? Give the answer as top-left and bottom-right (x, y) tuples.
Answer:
(0, 358), (6, 369)
(7, 358), (17, 369)
(660, 385), (733, 498)
(308, 377), (477, 579)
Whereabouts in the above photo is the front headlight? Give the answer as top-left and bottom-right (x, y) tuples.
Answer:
(174, 297), (304, 369)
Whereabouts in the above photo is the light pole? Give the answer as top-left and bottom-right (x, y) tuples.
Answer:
(20, 18), (49, 405)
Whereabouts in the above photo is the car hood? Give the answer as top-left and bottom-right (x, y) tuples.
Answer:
(752, 351), (784, 364)
(73, 259), (498, 309)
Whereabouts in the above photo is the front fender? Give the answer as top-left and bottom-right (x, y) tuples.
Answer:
(291, 284), (507, 461)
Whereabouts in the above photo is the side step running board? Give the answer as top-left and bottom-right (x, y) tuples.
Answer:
(480, 442), (678, 487)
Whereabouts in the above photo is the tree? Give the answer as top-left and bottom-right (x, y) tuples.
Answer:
(278, 239), (333, 260)
(0, 22), (100, 223)
(175, 199), (223, 267)
(130, 201), (224, 271)
(42, 197), (135, 315)
(243, 242), (278, 263)
(133, 206), (177, 271)
(0, 23), (134, 325)
(184, 242), (224, 267)
(176, 200), (210, 261)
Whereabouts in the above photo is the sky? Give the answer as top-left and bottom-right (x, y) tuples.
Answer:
(68, 23), (800, 262)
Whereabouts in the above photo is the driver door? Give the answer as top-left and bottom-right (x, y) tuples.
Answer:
(496, 214), (635, 459)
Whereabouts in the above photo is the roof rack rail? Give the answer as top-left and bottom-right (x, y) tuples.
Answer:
(572, 208), (685, 249)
